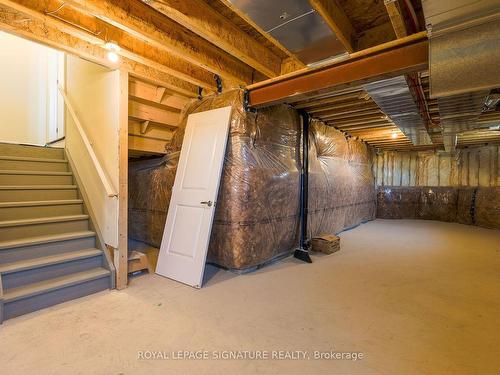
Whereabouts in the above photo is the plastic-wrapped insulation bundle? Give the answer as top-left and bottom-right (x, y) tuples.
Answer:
(129, 90), (376, 271)
(377, 186), (500, 229)
(308, 121), (376, 236)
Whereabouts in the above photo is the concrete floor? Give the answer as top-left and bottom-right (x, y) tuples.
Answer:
(1, 219), (499, 375)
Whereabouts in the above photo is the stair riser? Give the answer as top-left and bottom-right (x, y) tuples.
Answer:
(0, 160), (68, 172)
(0, 236), (96, 263)
(0, 219), (89, 241)
(0, 174), (73, 185)
(0, 144), (64, 159)
(2, 255), (103, 290)
(0, 203), (83, 220)
(0, 189), (78, 201)
(3, 276), (110, 320)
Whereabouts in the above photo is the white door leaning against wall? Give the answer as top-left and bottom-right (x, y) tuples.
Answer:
(156, 106), (232, 288)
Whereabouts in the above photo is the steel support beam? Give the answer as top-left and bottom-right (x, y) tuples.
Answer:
(246, 33), (429, 108)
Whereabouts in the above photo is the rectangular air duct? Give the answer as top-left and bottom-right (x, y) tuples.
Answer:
(422, 0), (500, 97)
(363, 76), (432, 146)
(422, 0), (500, 151)
(438, 91), (490, 151)
(227, 0), (348, 64)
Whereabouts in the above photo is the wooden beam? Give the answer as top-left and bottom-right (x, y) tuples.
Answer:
(0, 0), (215, 91)
(129, 121), (174, 141)
(281, 57), (306, 75)
(247, 33), (429, 107)
(0, 6), (199, 97)
(129, 79), (190, 111)
(128, 101), (180, 128)
(309, 0), (356, 53)
(128, 135), (168, 155)
(316, 110), (385, 122)
(316, 108), (383, 120)
(65, 0), (254, 85)
(332, 122), (394, 131)
(140, 121), (150, 135)
(146, 0), (281, 78)
(295, 92), (366, 109)
(155, 87), (167, 103)
(117, 69), (129, 290)
(384, 0), (408, 38)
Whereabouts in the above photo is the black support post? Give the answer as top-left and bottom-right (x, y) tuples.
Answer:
(294, 110), (312, 263)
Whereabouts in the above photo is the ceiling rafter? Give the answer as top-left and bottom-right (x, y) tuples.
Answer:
(144, 0), (281, 78)
(384, 0), (408, 38)
(309, 0), (356, 53)
(0, 5), (198, 97)
(64, 0), (255, 85)
(0, 0), (217, 92)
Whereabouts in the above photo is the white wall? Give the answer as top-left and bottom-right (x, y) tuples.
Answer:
(65, 55), (124, 248)
(0, 32), (62, 145)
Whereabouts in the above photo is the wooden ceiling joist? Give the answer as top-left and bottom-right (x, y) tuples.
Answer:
(0, 5), (198, 97)
(64, 0), (255, 85)
(294, 92), (366, 109)
(128, 81), (187, 112)
(309, 0), (356, 53)
(0, 0), (216, 91)
(308, 105), (380, 117)
(128, 101), (180, 129)
(319, 109), (383, 121)
(128, 121), (174, 141)
(247, 32), (429, 108)
(384, 0), (408, 38)
(145, 0), (281, 78)
(128, 135), (168, 155)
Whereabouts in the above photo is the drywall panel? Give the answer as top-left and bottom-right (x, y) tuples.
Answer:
(374, 145), (500, 187)
(0, 32), (61, 145)
(65, 55), (122, 247)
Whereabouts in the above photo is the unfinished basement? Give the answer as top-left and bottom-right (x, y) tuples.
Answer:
(0, 1), (499, 374)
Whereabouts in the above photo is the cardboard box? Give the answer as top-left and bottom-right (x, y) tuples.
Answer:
(311, 234), (340, 254)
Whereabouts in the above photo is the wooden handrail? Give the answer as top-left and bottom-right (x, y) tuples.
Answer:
(58, 85), (118, 198)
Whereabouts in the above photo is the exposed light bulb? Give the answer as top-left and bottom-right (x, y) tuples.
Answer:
(104, 41), (120, 52)
(391, 131), (398, 139)
(107, 51), (119, 63)
(104, 40), (120, 63)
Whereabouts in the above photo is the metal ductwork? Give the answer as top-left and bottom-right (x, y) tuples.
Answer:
(363, 76), (433, 146)
(422, 0), (500, 97)
(227, 0), (348, 64)
(422, 0), (500, 151)
(438, 91), (490, 151)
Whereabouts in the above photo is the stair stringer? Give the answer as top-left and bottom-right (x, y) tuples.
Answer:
(65, 149), (116, 289)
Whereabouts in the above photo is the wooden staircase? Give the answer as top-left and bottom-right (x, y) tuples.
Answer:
(0, 143), (114, 323)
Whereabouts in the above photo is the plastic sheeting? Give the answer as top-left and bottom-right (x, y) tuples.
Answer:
(129, 89), (376, 271)
(309, 122), (376, 236)
(377, 186), (500, 229)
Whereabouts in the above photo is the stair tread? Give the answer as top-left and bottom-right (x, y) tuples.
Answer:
(0, 199), (83, 208)
(0, 230), (95, 250)
(4, 267), (110, 302)
(0, 214), (89, 227)
(0, 248), (102, 274)
(0, 185), (77, 190)
(0, 170), (72, 176)
(0, 155), (67, 163)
